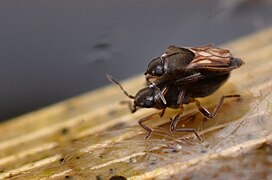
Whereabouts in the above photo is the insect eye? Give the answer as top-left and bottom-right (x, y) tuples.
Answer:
(154, 66), (164, 76)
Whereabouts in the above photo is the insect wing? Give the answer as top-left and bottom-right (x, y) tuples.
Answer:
(161, 46), (195, 73)
(173, 73), (204, 85)
(187, 45), (242, 73)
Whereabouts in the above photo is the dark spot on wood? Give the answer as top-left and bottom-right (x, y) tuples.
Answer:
(59, 158), (65, 163)
(129, 157), (137, 163)
(109, 168), (114, 173)
(109, 122), (126, 130)
(236, 96), (243, 102)
(96, 175), (103, 180)
(70, 139), (77, 143)
(61, 128), (69, 135)
(107, 109), (117, 116)
(65, 175), (72, 179)
(99, 154), (105, 158)
(246, 133), (254, 140)
(150, 161), (156, 165)
(76, 156), (80, 159)
(109, 175), (127, 180)
(203, 117), (208, 121)
(171, 149), (179, 153)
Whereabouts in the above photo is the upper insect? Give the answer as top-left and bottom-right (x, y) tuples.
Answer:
(145, 44), (244, 82)
(145, 46), (195, 78)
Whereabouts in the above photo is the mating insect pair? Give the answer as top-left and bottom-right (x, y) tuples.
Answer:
(108, 44), (244, 140)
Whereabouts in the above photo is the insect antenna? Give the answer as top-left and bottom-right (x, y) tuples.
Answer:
(106, 74), (135, 99)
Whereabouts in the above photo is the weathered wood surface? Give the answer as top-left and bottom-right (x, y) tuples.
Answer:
(0, 27), (272, 179)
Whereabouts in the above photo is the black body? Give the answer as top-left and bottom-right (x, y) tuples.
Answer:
(145, 45), (244, 83)
(145, 46), (195, 78)
(164, 74), (229, 108)
(132, 72), (230, 110)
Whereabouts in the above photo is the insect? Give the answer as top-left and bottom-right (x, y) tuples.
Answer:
(108, 44), (244, 140)
(145, 44), (243, 84)
(108, 73), (240, 140)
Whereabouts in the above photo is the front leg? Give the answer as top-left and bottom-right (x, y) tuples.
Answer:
(169, 106), (201, 141)
(159, 108), (166, 117)
(138, 112), (163, 140)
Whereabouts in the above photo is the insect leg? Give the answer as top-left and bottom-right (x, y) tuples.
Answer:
(159, 108), (166, 117)
(146, 78), (153, 86)
(172, 127), (201, 141)
(153, 85), (167, 105)
(170, 107), (201, 140)
(151, 83), (169, 105)
(193, 94), (241, 119)
(170, 106), (184, 131)
(138, 113), (159, 140)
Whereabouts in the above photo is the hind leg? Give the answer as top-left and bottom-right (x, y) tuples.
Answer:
(192, 95), (241, 119)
